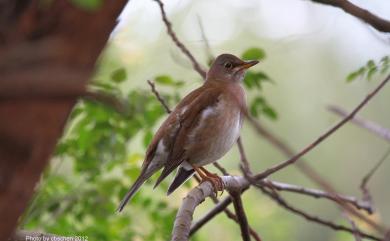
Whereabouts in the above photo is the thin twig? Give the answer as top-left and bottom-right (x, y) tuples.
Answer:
(252, 74), (390, 234)
(147, 80), (172, 113)
(254, 74), (390, 181)
(213, 162), (229, 176)
(263, 180), (373, 214)
(342, 211), (363, 241)
(328, 105), (390, 142)
(237, 137), (252, 175)
(360, 147), (390, 204)
(153, 0), (206, 78)
(246, 112), (380, 231)
(256, 185), (381, 241)
(197, 16), (214, 63)
(310, 0), (390, 33)
(230, 191), (251, 241)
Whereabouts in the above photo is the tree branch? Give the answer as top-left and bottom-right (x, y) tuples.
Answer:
(257, 186), (382, 241)
(328, 105), (390, 142)
(188, 178), (371, 236)
(310, 0), (390, 33)
(263, 180), (372, 214)
(147, 80), (172, 113)
(153, 0), (206, 78)
(171, 176), (248, 241)
(254, 74), (390, 180)
(360, 147), (390, 206)
(342, 211), (363, 241)
(230, 191), (251, 241)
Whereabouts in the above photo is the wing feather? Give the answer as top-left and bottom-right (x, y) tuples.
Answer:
(154, 87), (222, 187)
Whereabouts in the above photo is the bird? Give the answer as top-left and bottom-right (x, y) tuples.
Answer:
(117, 53), (258, 212)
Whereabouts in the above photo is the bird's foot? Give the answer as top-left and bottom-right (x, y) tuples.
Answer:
(194, 166), (224, 196)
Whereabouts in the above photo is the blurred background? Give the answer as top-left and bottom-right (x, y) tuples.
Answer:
(21, 0), (390, 240)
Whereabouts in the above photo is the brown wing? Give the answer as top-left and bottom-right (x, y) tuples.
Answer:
(139, 85), (206, 170)
(153, 86), (222, 188)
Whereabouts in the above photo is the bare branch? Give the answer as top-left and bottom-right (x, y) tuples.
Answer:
(264, 180), (372, 214)
(342, 212), (363, 241)
(189, 178), (371, 235)
(237, 137), (252, 175)
(230, 191), (251, 241)
(257, 186), (382, 241)
(171, 176), (248, 241)
(197, 16), (214, 62)
(328, 105), (390, 142)
(360, 147), (390, 204)
(191, 174), (261, 241)
(153, 0), (207, 78)
(254, 74), (390, 180)
(147, 80), (172, 113)
(310, 0), (390, 33)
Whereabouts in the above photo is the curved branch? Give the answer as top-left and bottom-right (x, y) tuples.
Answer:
(171, 176), (248, 241)
(310, 0), (390, 33)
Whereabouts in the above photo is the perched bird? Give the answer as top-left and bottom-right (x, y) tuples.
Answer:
(118, 53), (258, 212)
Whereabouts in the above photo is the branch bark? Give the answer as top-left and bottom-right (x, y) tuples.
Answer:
(0, 1), (128, 240)
(230, 191), (251, 241)
(328, 105), (390, 142)
(171, 176), (248, 241)
(257, 185), (381, 241)
(310, 0), (390, 33)
(254, 74), (390, 181)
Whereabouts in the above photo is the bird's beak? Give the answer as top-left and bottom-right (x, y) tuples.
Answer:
(236, 60), (259, 71)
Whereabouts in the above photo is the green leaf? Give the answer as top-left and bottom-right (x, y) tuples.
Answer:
(367, 66), (378, 81)
(241, 47), (266, 61)
(249, 97), (266, 117)
(262, 106), (278, 120)
(346, 67), (365, 83)
(111, 68), (127, 83)
(70, 0), (103, 11)
(155, 75), (175, 85)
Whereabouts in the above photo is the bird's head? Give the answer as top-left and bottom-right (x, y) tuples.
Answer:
(206, 53), (259, 83)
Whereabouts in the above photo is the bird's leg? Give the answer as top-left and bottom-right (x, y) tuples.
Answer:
(192, 165), (224, 196)
(199, 166), (224, 195)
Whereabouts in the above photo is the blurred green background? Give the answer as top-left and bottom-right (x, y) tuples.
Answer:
(21, 0), (390, 240)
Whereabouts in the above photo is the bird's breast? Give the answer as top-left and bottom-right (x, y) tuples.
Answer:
(185, 95), (243, 166)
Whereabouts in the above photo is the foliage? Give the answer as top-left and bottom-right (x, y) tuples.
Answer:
(347, 56), (390, 82)
(241, 47), (278, 120)
(22, 67), (182, 240)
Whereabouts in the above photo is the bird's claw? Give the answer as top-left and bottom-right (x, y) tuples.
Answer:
(201, 174), (224, 197)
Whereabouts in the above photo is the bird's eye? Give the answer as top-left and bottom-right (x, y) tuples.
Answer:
(224, 62), (233, 69)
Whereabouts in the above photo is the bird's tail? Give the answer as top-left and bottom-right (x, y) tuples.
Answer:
(167, 166), (195, 195)
(117, 166), (155, 212)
